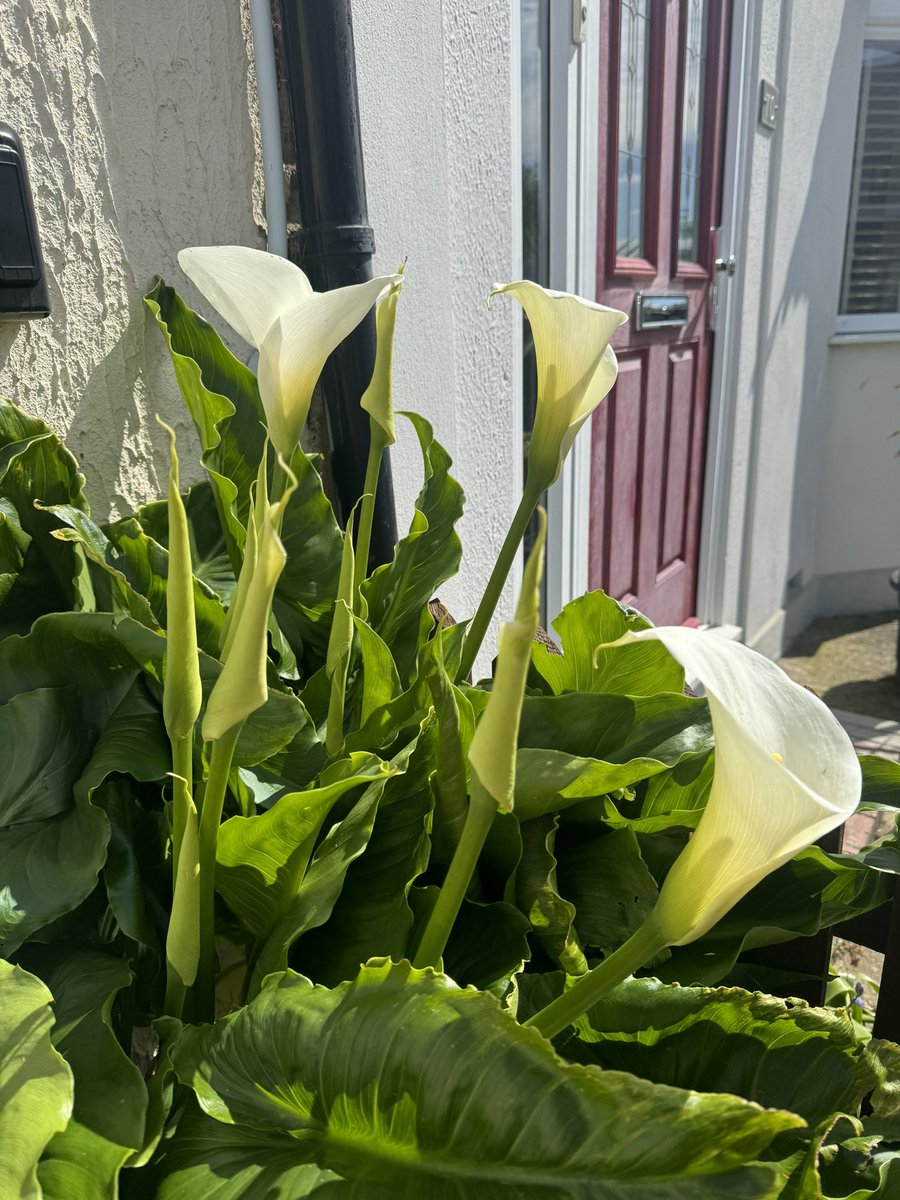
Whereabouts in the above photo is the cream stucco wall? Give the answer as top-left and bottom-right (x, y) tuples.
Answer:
(0, 0), (264, 516)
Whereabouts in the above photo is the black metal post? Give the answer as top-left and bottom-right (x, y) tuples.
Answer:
(278, 0), (398, 562)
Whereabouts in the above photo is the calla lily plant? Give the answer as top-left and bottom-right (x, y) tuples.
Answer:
(526, 626), (862, 1038)
(457, 281), (627, 681)
(178, 245), (401, 461)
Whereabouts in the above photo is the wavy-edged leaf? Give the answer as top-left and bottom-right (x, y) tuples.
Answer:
(166, 959), (800, 1198)
(858, 755), (900, 813)
(562, 977), (883, 1127)
(361, 413), (464, 682)
(0, 496), (31, 603)
(145, 279), (265, 557)
(0, 687), (91, 826)
(216, 754), (394, 939)
(295, 726), (435, 986)
(30, 949), (147, 1198)
(0, 961), (73, 1200)
(516, 814), (587, 974)
(530, 589), (684, 696)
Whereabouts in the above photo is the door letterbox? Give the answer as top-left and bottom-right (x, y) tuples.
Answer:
(0, 122), (50, 320)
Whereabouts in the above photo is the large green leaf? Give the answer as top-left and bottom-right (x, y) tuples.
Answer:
(561, 977), (882, 1127)
(30, 949), (147, 1199)
(516, 814), (587, 974)
(361, 414), (464, 681)
(145, 279), (265, 558)
(530, 589), (685, 696)
(0, 961), (73, 1199)
(0, 687), (92, 825)
(858, 755), (900, 812)
(294, 726), (435, 986)
(163, 959), (800, 1198)
(518, 690), (711, 760)
(135, 481), (236, 607)
(557, 826), (660, 956)
(216, 754), (395, 940)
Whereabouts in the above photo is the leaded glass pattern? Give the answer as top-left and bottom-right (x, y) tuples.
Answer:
(677, 0), (708, 262)
(616, 0), (651, 259)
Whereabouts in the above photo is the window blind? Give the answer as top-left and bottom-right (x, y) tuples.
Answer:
(840, 40), (900, 317)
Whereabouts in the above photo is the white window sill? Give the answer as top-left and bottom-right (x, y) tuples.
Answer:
(829, 330), (900, 346)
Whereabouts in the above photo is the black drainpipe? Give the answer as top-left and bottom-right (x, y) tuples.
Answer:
(278, 0), (397, 564)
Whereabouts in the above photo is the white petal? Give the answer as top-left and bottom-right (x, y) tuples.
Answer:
(257, 274), (400, 458)
(615, 627), (861, 945)
(178, 246), (314, 348)
(491, 281), (627, 487)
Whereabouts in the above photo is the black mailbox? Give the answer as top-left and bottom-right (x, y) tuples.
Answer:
(0, 123), (49, 320)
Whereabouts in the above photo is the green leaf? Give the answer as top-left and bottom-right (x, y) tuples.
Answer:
(530, 589), (685, 696)
(441, 898), (532, 990)
(0, 496), (31, 603)
(295, 728), (435, 986)
(0, 961), (73, 1200)
(216, 754), (395, 939)
(858, 755), (900, 812)
(166, 959), (800, 1198)
(351, 613), (402, 726)
(558, 826), (660, 956)
(135, 481), (236, 606)
(361, 414), (464, 682)
(423, 633), (474, 860)
(0, 687), (92, 825)
(145, 279), (265, 558)
(29, 949), (147, 1198)
(515, 815), (587, 974)
(0, 397), (89, 629)
(562, 977), (882, 1127)
(659, 845), (893, 986)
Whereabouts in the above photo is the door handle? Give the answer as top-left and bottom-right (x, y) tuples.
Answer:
(714, 255), (736, 276)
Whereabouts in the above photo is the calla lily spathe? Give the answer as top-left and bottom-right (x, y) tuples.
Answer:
(491, 280), (628, 489)
(612, 626), (862, 946)
(178, 246), (400, 459)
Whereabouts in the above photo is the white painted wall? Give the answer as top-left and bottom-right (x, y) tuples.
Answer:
(353, 0), (522, 650)
(0, 0), (264, 516)
(710, 0), (889, 656)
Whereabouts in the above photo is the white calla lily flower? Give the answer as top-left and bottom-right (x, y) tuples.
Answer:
(612, 626), (862, 945)
(178, 245), (400, 459)
(491, 280), (628, 489)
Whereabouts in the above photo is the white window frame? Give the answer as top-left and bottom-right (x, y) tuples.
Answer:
(834, 3), (900, 336)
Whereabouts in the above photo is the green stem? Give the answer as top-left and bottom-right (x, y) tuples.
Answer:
(354, 423), (387, 592)
(456, 481), (543, 683)
(195, 724), (241, 1019)
(525, 919), (667, 1040)
(412, 779), (496, 969)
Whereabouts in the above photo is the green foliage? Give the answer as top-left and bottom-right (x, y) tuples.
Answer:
(0, 283), (897, 1196)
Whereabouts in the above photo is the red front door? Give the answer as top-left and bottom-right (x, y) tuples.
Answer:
(588, 0), (730, 624)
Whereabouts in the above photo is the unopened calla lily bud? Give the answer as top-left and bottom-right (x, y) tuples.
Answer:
(179, 245), (401, 460)
(202, 456), (297, 742)
(608, 626), (861, 946)
(360, 269), (404, 446)
(468, 509), (547, 812)
(491, 281), (627, 490)
(158, 418), (201, 743)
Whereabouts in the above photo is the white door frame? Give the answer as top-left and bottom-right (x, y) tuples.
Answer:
(545, 1), (762, 631)
(544, 3), (598, 624)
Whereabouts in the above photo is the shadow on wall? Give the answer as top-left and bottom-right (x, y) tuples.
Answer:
(737, 0), (867, 647)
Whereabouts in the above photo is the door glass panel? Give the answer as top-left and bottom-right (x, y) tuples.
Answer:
(677, 0), (708, 262)
(616, 0), (652, 259)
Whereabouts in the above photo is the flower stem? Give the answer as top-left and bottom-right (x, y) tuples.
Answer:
(354, 423), (387, 592)
(524, 919), (667, 1039)
(412, 778), (496, 969)
(456, 481), (543, 683)
(195, 724), (241, 1019)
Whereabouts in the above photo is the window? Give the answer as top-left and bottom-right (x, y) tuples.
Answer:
(837, 37), (900, 333)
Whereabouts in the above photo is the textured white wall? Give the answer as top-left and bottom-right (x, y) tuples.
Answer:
(353, 0), (521, 646)
(0, 0), (264, 516)
(717, 0), (870, 654)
